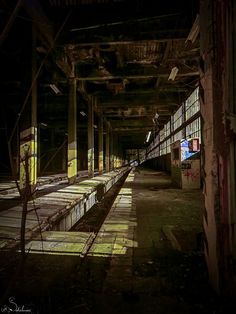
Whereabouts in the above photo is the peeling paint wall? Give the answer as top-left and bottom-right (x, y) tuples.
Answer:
(200, 0), (236, 295)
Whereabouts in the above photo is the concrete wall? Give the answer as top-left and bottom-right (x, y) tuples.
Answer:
(181, 159), (200, 189)
(142, 153), (171, 173)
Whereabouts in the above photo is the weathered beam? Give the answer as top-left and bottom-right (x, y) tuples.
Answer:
(98, 101), (178, 107)
(109, 118), (154, 127)
(76, 72), (199, 81)
(113, 127), (152, 132)
(65, 38), (186, 49)
(94, 87), (189, 96)
(104, 113), (154, 118)
(102, 106), (157, 116)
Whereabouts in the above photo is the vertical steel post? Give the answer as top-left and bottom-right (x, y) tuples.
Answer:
(19, 25), (37, 192)
(88, 97), (94, 177)
(98, 113), (104, 175)
(67, 68), (77, 184)
(105, 122), (110, 173)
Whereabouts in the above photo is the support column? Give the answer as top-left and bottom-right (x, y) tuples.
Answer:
(113, 133), (118, 169)
(62, 140), (66, 172)
(117, 143), (122, 168)
(137, 148), (140, 165)
(88, 97), (94, 177)
(50, 128), (55, 172)
(105, 122), (110, 173)
(98, 113), (104, 175)
(113, 135), (117, 169)
(67, 73), (77, 184)
(200, 0), (233, 294)
(19, 26), (37, 192)
(110, 128), (114, 170)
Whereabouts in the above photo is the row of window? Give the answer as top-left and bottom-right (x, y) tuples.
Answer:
(147, 87), (201, 159)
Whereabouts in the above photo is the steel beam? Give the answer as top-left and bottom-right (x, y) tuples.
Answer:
(67, 76), (77, 184)
(105, 122), (110, 173)
(98, 113), (104, 175)
(88, 97), (94, 177)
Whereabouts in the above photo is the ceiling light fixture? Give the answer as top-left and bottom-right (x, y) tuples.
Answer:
(49, 84), (61, 94)
(146, 131), (151, 143)
(39, 122), (48, 127)
(80, 111), (86, 116)
(168, 66), (179, 81)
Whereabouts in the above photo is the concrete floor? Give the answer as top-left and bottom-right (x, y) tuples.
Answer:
(0, 167), (234, 313)
(99, 168), (210, 314)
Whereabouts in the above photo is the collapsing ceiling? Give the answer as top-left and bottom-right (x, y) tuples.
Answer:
(0, 0), (199, 149)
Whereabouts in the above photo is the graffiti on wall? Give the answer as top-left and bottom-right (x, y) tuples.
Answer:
(181, 161), (200, 182)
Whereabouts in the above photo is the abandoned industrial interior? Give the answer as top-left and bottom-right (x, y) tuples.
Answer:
(0, 0), (236, 313)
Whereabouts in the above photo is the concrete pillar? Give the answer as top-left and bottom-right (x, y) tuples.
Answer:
(62, 140), (66, 172)
(50, 128), (55, 172)
(113, 134), (118, 169)
(16, 124), (20, 175)
(114, 143), (117, 169)
(137, 149), (140, 165)
(98, 113), (104, 175)
(20, 127), (37, 191)
(110, 129), (114, 170)
(105, 122), (110, 173)
(67, 75), (77, 184)
(88, 97), (94, 177)
(200, 0), (235, 294)
(118, 145), (122, 167)
(19, 26), (37, 192)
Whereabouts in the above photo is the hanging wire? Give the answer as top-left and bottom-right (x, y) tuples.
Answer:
(0, 0), (23, 47)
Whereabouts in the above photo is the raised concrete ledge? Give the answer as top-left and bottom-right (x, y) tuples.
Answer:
(0, 170), (97, 195)
(24, 231), (96, 257)
(0, 167), (130, 250)
(53, 168), (129, 232)
(89, 171), (136, 259)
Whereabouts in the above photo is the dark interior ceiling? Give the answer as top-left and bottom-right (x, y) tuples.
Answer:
(0, 0), (199, 150)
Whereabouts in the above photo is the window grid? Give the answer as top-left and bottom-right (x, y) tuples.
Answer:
(164, 121), (171, 137)
(147, 87), (200, 158)
(173, 104), (184, 131)
(160, 141), (167, 156)
(166, 138), (171, 153)
(186, 117), (201, 141)
(173, 129), (184, 143)
(185, 88), (200, 121)
(159, 128), (165, 142)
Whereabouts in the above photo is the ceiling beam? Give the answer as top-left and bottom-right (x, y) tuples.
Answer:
(76, 72), (199, 81)
(65, 38), (186, 49)
(113, 127), (153, 132)
(93, 87), (189, 96)
(98, 101), (178, 107)
(110, 121), (153, 128)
